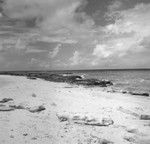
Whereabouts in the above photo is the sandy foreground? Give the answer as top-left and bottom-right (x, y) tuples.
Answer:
(0, 75), (150, 144)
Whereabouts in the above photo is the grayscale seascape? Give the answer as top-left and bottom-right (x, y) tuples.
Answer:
(0, 0), (150, 143)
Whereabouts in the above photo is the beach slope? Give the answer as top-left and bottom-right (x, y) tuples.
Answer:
(0, 75), (150, 144)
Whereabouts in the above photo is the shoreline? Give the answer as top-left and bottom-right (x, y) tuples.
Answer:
(0, 71), (149, 97)
(0, 75), (150, 144)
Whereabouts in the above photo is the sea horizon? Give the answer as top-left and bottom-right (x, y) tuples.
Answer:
(0, 68), (150, 72)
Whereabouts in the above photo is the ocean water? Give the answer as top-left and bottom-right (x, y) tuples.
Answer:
(69, 69), (150, 93)
(0, 70), (150, 93)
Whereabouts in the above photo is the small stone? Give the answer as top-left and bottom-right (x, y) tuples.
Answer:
(124, 136), (136, 143)
(32, 94), (37, 97)
(126, 128), (138, 134)
(51, 103), (57, 106)
(29, 105), (45, 113)
(102, 118), (114, 126)
(57, 115), (69, 122)
(23, 133), (28, 136)
(31, 137), (37, 140)
(101, 139), (114, 144)
(140, 115), (150, 120)
(10, 135), (14, 138)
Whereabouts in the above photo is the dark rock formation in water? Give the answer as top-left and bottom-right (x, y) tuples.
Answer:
(75, 78), (113, 87)
(0, 71), (113, 87)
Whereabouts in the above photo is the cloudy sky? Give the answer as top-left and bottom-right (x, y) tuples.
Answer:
(0, 0), (150, 70)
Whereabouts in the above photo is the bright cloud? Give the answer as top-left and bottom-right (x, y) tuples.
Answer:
(93, 44), (112, 58)
(3, 0), (94, 39)
(0, 0), (150, 70)
(91, 3), (150, 66)
(70, 51), (81, 66)
(106, 3), (150, 37)
(49, 44), (61, 58)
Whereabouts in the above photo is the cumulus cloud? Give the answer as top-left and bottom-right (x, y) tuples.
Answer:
(1, 0), (150, 70)
(88, 2), (150, 68)
(107, 0), (123, 12)
(3, 0), (80, 19)
(2, 0), (95, 47)
(49, 44), (61, 58)
(26, 48), (47, 54)
(93, 44), (112, 58)
(106, 3), (150, 37)
(92, 3), (150, 63)
(70, 51), (81, 66)
(40, 36), (77, 44)
(3, 0), (91, 33)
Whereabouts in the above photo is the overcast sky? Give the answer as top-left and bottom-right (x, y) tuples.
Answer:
(0, 0), (150, 70)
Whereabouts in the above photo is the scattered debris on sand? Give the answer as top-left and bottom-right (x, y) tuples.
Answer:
(0, 105), (15, 111)
(51, 102), (57, 107)
(28, 105), (46, 113)
(32, 93), (37, 97)
(126, 128), (139, 134)
(74, 117), (114, 126)
(0, 99), (45, 113)
(100, 139), (114, 144)
(140, 115), (150, 120)
(90, 135), (114, 144)
(57, 115), (114, 126)
(124, 136), (137, 143)
(0, 98), (13, 103)
(57, 115), (69, 122)
(129, 92), (149, 97)
(9, 104), (25, 110)
(118, 107), (139, 118)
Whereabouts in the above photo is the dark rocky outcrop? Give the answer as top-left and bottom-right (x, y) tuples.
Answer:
(27, 76), (37, 80)
(0, 71), (113, 87)
(75, 79), (113, 87)
(129, 92), (149, 97)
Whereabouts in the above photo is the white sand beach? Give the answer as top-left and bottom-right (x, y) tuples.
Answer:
(0, 75), (150, 144)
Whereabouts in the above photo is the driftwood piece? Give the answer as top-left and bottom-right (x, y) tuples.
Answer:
(29, 105), (45, 113)
(129, 92), (149, 97)
(9, 105), (25, 110)
(73, 116), (114, 127)
(0, 98), (13, 103)
(74, 121), (113, 126)
(118, 107), (139, 118)
(0, 106), (15, 111)
(140, 115), (150, 120)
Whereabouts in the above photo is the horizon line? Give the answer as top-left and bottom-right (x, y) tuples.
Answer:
(0, 68), (150, 72)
